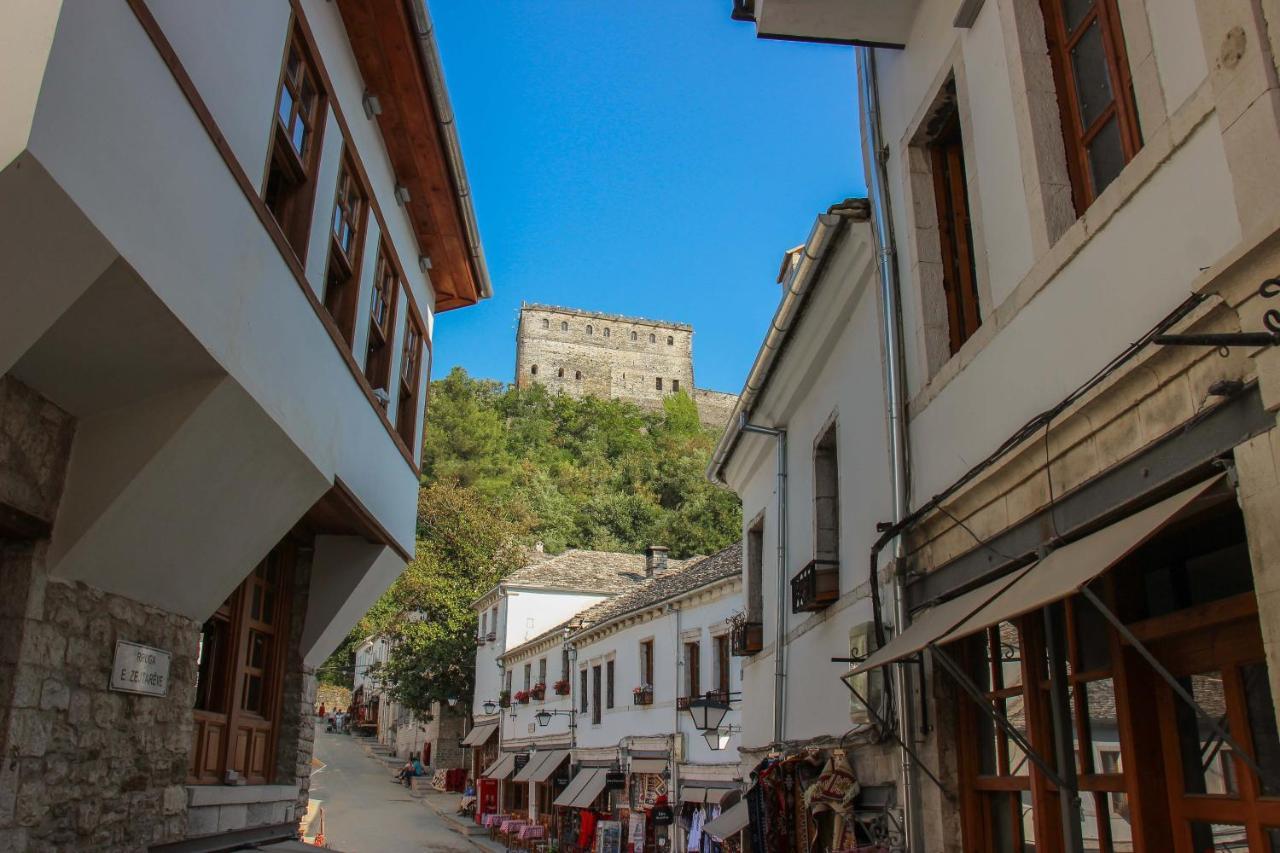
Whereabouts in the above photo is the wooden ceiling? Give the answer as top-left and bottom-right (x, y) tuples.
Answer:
(336, 0), (481, 312)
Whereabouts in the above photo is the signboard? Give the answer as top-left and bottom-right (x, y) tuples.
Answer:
(514, 753), (530, 773)
(109, 641), (170, 697)
(605, 770), (627, 791)
(652, 805), (674, 827)
(596, 820), (622, 853)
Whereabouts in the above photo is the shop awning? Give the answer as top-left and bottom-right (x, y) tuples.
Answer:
(703, 800), (749, 841)
(850, 475), (1224, 675)
(482, 752), (518, 780)
(679, 786), (706, 803)
(514, 749), (570, 784)
(704, 787), (738, 805)
(554, 767), (608, 808)
(461, 722), (497, 747)
(630, 758), (667, 775)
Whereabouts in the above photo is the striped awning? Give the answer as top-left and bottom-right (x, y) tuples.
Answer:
(461, 722), (497, 747)
(482, 752), (518, 780)
(553, 767), (608, 809)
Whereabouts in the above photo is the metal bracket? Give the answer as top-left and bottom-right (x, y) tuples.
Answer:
(1078, 585), (1280, 793)
(928, 643), (1077, 795)
(837, 671), (951, 798)
(1154, 277), (1280, 354)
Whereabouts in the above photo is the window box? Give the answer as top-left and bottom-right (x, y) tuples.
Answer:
(475, 635), (486, 646)
(486, 632), (496, 642)
(676, 696), (690, 711)
(553, 679), (571, 696)
(530, 684), (546, 701)
(498, 691), (511, 709)
(514, 690), (530, 705)
(633, 686), (654, 706)
(730, 618), (764, 656)
(791, 559), (840, 613)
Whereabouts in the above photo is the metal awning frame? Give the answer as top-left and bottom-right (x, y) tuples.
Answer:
(837, 669), (948, 797)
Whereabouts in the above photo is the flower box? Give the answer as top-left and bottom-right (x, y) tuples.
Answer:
(633, 686), (654, 706)
(553, 679), (571, 696)
(530, 683), (546, 701)
(514, 690), (531, 705)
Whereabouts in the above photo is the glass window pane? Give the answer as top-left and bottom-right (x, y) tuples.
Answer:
(1173, 671), (1236, 795)
(1188, 822), (1248, 851)
(1063, 0), (1095, 33)
(1070, 18), (1114, 130)
(1006, 695), (1031, 776)
(1083, 678), (1118, 763)
(1242, 662), (1280, 796)
(987, 792), (1019, 852)
(277, 88), (293, 128)
(1266, 827), (1280, 853)
(291, 120), (306, 155)
(1087, 116), (1126, 197)
(243, 673), (262, 714)
(994, 622), (1022, 689)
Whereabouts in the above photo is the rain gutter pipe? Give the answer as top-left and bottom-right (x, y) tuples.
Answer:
(858, 46), (923, 850)
(408, 0), (494, 301)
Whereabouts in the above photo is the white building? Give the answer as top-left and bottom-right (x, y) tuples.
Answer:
(726, 2), (1280, 852)
(0, 1), (488, 849)
(489, 544), (744, 851)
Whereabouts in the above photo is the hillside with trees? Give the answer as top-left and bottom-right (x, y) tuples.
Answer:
(319, 368), (742, 711)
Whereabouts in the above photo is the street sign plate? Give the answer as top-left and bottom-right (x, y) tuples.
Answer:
(109, 640), (171, 697)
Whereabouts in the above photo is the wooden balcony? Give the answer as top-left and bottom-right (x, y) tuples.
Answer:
(731, 620), (764, 656)
(791, 559), (839, 612)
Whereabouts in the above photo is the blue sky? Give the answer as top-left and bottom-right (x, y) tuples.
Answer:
(430, 2), (864, 394)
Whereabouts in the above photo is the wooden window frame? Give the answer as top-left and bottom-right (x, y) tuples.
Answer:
(1039, 0), (1142, 213)
(685, 641), (700, 698)
(580, 668), (589, 714)
(591, 665), (602, 725)
(606, 660), (615, 710)
(715, 634), (731, 696)
(640, 639), (654, 687)
(395, 308), (427, 449)
(364, 243), (400, 398)
(322, 151), (369, 346)
(263, 27), (326, 260)
(190, 543), (295, 786)
(928, 106), (981, 355)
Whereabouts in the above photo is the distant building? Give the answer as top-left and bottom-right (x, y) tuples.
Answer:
(514, 303), (737, 430)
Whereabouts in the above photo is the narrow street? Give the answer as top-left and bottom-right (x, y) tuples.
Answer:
(309, 731), (475, 853)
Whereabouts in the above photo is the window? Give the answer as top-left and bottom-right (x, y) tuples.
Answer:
(603, 327), (610, 338)
(395, 313), (426, 447)
(666, 336), (674, 346)
(649, 333), (656, 344)
(531, 364), (538, 376)
(655, 378), (663, 391)
(505, 670), (512, 694)
(684, 641), (701, 699)
(592, 665), (602, 725)
(928, 94), (981, 354)
(1040, 0), (1141, 211)
(541, 318), (549, 329)
(190, 542), (295, 785)
(747, 517), (764, 623)
(264, 29), (326, 257)
(575, 371), (582, 381)
(814, 421), (840, 562)
(364, 245), (399, 397)
(523, 663), (531, 692)
(580, 669), (588, 713)
(481, 611), (487, 638)
(631, 331), (638, 341)
(672, 379), (680, 393)
(557, 368), (564, 378)
(491, 605), (499, 635)
(586, 324), (593, 335)
(561, 649), (570, 682)
(715, 634), (731, 696)
(640, 640), (654, 687)
(561, 321), (568, 332)
(538, 658), (546, 690)
(606, 660), (615, 709)
(323, 154), (367, 344)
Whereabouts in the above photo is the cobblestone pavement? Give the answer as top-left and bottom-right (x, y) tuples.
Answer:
(309, 731), (475, 852)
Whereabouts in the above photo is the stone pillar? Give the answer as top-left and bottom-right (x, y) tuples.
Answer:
(1231, 425), (1280, 734)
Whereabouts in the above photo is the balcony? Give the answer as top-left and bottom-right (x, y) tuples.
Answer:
(791, 559), (839, 613)
(730, 619), (764, 656)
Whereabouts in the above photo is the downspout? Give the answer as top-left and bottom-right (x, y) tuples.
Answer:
(670, 603), (681, 852)
(738, 418), (788, 746)
(857, 46), (922, 850)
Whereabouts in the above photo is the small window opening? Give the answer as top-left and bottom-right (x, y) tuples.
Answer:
(586, 324), (593, 335)
(649, 333), (656, 344)
(655, 377), (663, 391)
(541, 318), (549, 329)
(667, 336), (674, 346)
(557, 367), (564, 378)
(531, 364), (538, 376)
(575, 371), (582, 381)
(561, 321), (568, 331)
(672, 379), (680, 393)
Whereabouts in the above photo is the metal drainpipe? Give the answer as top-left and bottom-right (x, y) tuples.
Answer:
(670, 603), (681, 852)
(858, 45), (922, 850)
(739, 417), (787, 746)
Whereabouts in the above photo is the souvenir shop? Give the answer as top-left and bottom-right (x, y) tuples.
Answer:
(675, 783), (741, 853)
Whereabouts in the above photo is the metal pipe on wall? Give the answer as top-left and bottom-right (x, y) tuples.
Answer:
(857, 45), (923, 850)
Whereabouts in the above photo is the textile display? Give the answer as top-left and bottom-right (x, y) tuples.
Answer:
(743, 751), (826, 853)
(805, 751), (861, 849)
(628, 811), (647, 853)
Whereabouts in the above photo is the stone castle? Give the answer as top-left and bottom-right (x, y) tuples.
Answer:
(514, 303), (738, 429)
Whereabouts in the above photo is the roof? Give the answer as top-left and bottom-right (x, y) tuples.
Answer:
(499, 543), (742, 661)
(499, 549), (664, 595)
(573, 542), (742, 635)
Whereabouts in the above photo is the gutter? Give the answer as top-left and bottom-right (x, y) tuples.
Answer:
(407, 0), (494, 301)
(707, 199), (870, 485)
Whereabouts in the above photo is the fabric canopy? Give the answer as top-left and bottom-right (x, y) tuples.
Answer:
(850, 475), (1224, 675)
(461, 722), (497, 747)
(482, 752), (517, 781)
(630, 758), (667, 775)
(941, 475), (1225, 642)
(704, 787), (738, 805)
(554, 767), (606, 808)
(514, 749), (570, 784)
(703, 800), (749, 841)
(679, 786), (706, 803)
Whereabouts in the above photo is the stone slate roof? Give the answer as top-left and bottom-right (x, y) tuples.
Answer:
(573, 542), (742, 632)
(500, 543), (742, 661)
(502, 549), (658, 594)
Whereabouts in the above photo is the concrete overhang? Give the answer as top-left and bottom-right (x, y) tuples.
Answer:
(733, 0), (919, 48)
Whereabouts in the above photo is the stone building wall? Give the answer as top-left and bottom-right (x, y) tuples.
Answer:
(514, 304), (737, 429)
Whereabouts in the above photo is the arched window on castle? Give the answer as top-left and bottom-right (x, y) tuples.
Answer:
(558, 368), (564, 378)
(603, 327), (610, 338)
(541, 318), (549, 329)
(667, 336), (674, 346)
(631, 331), (638, 341)
(531, 365), (538, 375)
(575, 371), (582, 381)
(561, 321), (568, 331)
(586, 324), (593, 335)
(649, 333), (656, 344)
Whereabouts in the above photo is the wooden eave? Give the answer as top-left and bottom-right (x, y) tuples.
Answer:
(336, 0), (480, 312)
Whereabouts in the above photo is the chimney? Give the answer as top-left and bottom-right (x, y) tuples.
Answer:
(534, 541), (544, 553)
(645, 545), (669, 578)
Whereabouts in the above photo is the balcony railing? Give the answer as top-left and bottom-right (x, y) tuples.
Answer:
(730, 620), (764, 656)
(633, 687), (654, 706)
(791, 559), (839, 613)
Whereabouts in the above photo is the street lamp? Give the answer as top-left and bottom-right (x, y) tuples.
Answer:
(446, 696), (459, 709)
(482, 700), (497, 715)
(685, 694), (731, 733)
(535, 709), (575, 728)
(702, 726), (740, 751)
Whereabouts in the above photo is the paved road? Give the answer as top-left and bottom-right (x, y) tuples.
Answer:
(310, 731), (474, 852)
